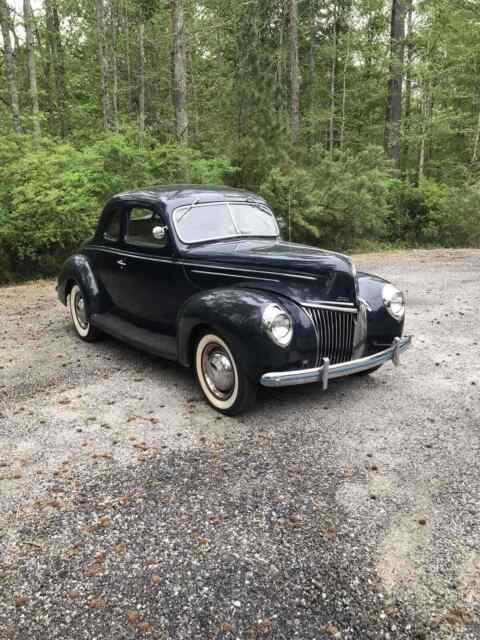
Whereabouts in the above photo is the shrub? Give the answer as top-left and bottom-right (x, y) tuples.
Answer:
(420, 182), (480, 247)
(387, 178), (480, 247)
(0, 131), (234, 281)
(260, 146), (392, 250)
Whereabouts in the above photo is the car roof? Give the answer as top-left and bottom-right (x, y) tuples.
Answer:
(109, 185), (268, 213)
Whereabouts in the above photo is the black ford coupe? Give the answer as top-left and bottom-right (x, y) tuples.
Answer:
(57, 186), (411, 414)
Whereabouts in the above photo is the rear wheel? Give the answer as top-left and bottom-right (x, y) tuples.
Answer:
(68, 283), (101, 342)
(194, 333), (256, 415)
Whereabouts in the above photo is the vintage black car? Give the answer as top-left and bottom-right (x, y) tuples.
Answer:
(57, 186), (411, 415)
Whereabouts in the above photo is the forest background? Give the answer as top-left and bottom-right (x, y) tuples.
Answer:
(1, 0), (479, 281)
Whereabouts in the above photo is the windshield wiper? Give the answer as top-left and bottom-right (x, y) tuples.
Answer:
(177, 199), (199, 223)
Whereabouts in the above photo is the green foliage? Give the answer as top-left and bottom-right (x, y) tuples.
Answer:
(2, 0), (480, 283)
(0, 131), (234, 281)
(388, 178), (480, 247)
(420, 181), (480, 247)
(260, 146), (480, 253)
(260, 146), (392, 250)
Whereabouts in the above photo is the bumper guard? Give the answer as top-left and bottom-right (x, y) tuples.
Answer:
(260, 336), (412, 389)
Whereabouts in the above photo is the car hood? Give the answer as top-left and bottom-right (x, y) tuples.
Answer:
(181, 239), (358, 305)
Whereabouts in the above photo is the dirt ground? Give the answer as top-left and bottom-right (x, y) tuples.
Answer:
(0, 249), (479, 639)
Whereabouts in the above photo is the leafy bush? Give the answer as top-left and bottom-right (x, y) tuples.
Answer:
(1, 132), (479, 285)
(260, 146), (392, 250)
(0, 131), (234, 281)
(387, 178), (480, 247)
(420, 182), (480, 247)
(261, 147), (480, 252)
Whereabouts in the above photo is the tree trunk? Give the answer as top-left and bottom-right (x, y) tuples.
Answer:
(472, 108), (480, 164)
(23, 0), (41, 139)
(418, 125), (425, 185)
(385, 0), (407, 173)
(124, 0), (132, 114)
(45, 0), (66, 137)
(308, 0), (316, 94)
(171, 0), (188, 144)
(0, 0), (21, 132)
(110, 0), (119, 131)
(308, 0), (317, 145)
(418, 83), (431, 184)
(340, 20), (351, 150)
(41, 14), (54, 127)
(189, 46), (200, 144)
(96, 0), (111, 130)
(289, 0), (300, 145)
(139, 21), (145, 143)
(403, 0), (414, 177)
(9, 6), (19, 49)
(329, 3), (338, 155)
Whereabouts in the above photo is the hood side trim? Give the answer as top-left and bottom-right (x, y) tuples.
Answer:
(182, 261), (317, 282)
(190, 269), (280, 283)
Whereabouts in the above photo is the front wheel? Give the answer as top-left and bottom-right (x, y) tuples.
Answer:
(68, 283), (102, 342)
(194, 333), (256, 416)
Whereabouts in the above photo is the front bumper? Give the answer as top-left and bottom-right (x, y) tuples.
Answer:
(260, 336), (412, 389)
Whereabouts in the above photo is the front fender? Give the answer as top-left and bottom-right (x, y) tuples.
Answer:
(177, 287), (318, 381)
(56, 254), (104, 315)
(358, 272), (405, 350)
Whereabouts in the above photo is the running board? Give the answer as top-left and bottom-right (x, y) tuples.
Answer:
(91, 313), (177, 361)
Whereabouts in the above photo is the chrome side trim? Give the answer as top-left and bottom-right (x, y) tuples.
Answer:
(260, 336), (412, 388)
(190, 270), (280, 283)
(88, 245), (175, 264)
(182, 261), (317, 282)
(87, 245), (318, 282)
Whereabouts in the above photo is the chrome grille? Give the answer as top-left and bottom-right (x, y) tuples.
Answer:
(303, 306), (357, 366)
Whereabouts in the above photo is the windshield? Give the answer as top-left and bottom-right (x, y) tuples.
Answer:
(172, 202), (279, 244)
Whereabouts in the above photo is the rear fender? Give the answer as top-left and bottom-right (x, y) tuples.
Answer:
(56, 254), (104, 315)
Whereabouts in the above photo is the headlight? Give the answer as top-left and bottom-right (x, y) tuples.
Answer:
(382, 284), (405, 321)
(262, 304), (293, 348)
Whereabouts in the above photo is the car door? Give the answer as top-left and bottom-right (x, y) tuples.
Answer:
(113, 203), (193, 333)
(90, 203), (129, 311)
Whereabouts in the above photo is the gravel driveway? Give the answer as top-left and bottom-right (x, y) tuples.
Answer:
(0, 249), (479, 640)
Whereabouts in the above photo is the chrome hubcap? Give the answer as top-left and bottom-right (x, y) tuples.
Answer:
(74, 291), (88, 329)
(201, 343), (235, 400)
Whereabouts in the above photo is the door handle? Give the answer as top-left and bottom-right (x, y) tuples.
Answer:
(117, 259), (127, 268)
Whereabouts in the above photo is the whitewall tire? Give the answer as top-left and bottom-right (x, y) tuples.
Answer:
(195, 333), (256, 415)
(68, 284), (101, 342)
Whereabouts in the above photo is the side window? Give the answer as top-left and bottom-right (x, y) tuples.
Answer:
(103, 209), (122, 242)
(126, 207), (168, 248)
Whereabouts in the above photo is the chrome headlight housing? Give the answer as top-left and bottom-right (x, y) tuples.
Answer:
(382, 284), (405, 321)
(262, 304), (293, 348)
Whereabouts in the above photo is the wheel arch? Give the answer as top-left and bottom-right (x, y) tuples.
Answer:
(176, 287), (318, 381)
(64, 278), (76, 299)
(186, 322), (212, 368)
(57, 253), (105, 315)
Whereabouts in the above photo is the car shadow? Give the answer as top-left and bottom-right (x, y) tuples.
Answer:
(71, 325), (387, 419)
